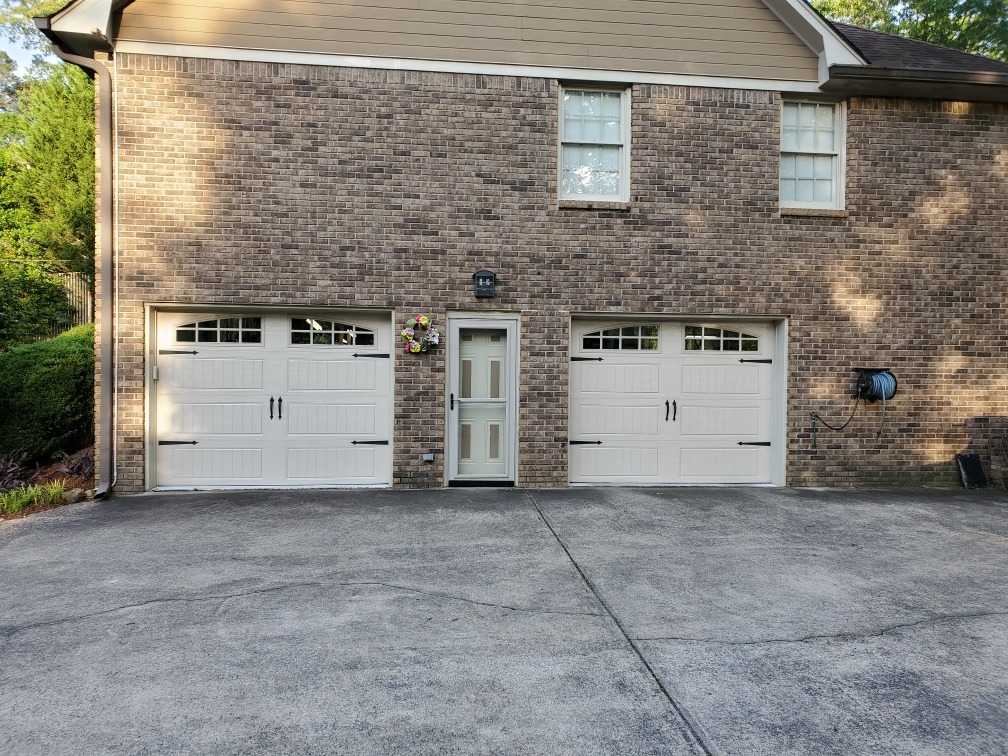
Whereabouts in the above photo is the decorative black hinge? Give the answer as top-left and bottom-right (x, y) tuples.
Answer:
(569, 440), (603, 445)
(353, 353), (390, 358)
(737, 441), (771, 446)
(158, 440), (198, 445)
(571, 357), (604, 362)
(739, 359), (772, 364)
(352, 440), (390, 445)
(159, 350), (198, 355)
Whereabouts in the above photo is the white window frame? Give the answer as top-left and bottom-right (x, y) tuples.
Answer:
(558, 85), (631, 203)
(779, 99), (846, 211)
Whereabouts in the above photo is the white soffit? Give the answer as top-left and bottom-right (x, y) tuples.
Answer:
(762, 0), (867, 80)
(50, 0), (114, 42)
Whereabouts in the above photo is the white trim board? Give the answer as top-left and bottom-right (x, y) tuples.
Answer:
(113, 41), (831, 94)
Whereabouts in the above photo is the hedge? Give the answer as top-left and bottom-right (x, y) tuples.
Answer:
(0, 324), (94, 462)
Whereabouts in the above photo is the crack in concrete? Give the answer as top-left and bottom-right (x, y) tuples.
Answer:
(1, 578), (600, 641)
(1, 582), (322, 640)
(636, 609), (1008, 646)
(335, 580), (602, 618)
(525, 492), (716, 756)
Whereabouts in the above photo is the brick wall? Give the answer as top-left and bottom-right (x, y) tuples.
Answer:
(107, 54), (1008, 491)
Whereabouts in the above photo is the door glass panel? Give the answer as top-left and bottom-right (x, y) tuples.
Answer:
(460, 424), (472, 460)
(461, 359), (473, 399)
(489, 423), (501, 460)
(489, 360), (502, 399)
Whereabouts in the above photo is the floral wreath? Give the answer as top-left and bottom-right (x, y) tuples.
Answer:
(400, 314), (440, 353)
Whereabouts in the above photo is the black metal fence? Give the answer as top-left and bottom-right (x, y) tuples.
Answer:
(56, 271), (94, 329)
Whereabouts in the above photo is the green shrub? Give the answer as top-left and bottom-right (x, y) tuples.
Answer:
(0, 323), (94, 462)
(0, 481), (66, 515)
(0, 261), (75, 351)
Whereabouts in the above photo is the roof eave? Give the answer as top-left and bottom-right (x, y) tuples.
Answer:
(824, 65), (1008, 103)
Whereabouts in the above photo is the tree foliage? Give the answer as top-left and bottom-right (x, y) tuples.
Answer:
(0, 0), (65, 53)
(812, 0), (1008, 60)
(5, 63), (95, 274)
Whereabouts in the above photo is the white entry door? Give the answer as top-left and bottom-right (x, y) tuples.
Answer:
(153, 311), (393, 487)
(447, 318), (518, 483)
(569, 321), (778, 484)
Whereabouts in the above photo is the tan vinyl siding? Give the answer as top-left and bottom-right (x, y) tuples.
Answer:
(117, 0), (821, 81)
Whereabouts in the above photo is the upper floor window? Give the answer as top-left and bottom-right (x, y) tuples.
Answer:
(559, 87), (630, 202)
(780, 101), (845, 210)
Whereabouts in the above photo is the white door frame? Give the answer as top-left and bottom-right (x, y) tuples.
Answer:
(446, 314), (519, 484)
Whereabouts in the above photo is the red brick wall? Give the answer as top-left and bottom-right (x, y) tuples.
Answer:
(105, 54), (1008, 490)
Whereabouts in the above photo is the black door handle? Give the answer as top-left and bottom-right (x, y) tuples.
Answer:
(269, 396), (274, 419)
(278, 397), (282, 420)
(450, 393), (455, 410)
(672, 400), (677, 422)
(665, 400), (670, 422)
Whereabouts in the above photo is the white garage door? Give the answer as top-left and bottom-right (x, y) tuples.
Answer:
(569, 321), (777, 484)
(153, 311), (392, 487)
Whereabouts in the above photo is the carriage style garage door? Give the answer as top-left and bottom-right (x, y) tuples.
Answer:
(569, 321), (779, 484)
(152, 311), (392, 487)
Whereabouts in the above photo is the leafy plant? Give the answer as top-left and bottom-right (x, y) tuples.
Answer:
(56, 447), (94, 480)
(0, 479), (64, 515)
(0, 323), (93, 462)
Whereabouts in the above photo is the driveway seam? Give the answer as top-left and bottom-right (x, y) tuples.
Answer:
(525, 491), (717, 756)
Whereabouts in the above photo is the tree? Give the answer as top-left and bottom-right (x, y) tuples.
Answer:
(0, 0), (65, 54)
(812, 0), (1008, 60)
(7, 63), (95, 275)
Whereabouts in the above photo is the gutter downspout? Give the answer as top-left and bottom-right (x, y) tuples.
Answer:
(34, 19), (115, 498)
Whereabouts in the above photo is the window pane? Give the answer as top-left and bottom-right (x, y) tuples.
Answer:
(642, 338), (658, 350)
(685, 337), (701, 350)
(356, 332), (375, 346)
(242, 317), (261, 329)
(241, 331), (261, 344)
(197, 320), (217, 329)
(220, 317), (239, 329)
(742, 339), (758, 351)
(312, 332), (332, 345)
(602, 328), (619, 337)
(291, 332), (310, 344)
(723, 339), (740, 351)
(621, 326), (639, 337)
(685, 326), (701, 337)
(780, 179), (796, 202)
(814, 179), (833, 203)
(796, 155), (814, 180)
(641, 325), (658, 337)
(602, 337), (619, 349)
(583, 337), (601, 350)
(220, 329), (240, 343)
(176, 329), (195, 342)
(197, 330), (217, 342)
(291, 318), (311, 331)
(795, 179), (814, 202)
(781, 127), (797, 152)
(782, 102), (798, 128)
(622, 338), (638, 349)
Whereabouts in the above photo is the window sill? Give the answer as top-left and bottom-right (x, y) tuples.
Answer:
(557, 199), (632, 211)
(779, 206), (850, 219)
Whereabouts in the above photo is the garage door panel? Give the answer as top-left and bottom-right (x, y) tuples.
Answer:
(287, 446), (384, 480)
(680, 447), (768, 481)
(577, 404), (660, 437)
(681, 364), (761, 395)
(680, 405), (764, 437)
(571, 445), (662, 481)
(288, 359), (382, 392)
(286, 402), (381, 436)
(159, 446), (264, 481)
(161, 402), (264, 435)
(167, 358), (264, 390)
(575, 363), (660, 394)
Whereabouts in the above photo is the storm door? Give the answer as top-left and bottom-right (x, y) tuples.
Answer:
(447, 318), (518, 483)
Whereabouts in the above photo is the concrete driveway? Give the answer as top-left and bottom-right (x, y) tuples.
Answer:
(1, 487), (1006, 755)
